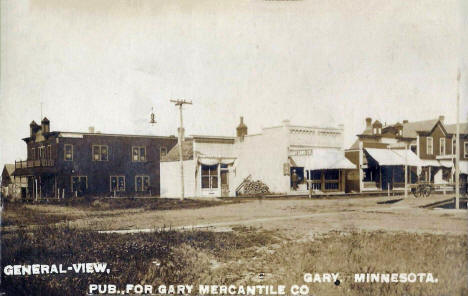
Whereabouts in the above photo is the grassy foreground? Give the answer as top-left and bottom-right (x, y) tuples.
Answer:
(1, 225), (466, 296)
(1, 198), (241, 227)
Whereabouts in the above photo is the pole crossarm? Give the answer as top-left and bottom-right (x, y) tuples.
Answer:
(170, 99), (192, 106)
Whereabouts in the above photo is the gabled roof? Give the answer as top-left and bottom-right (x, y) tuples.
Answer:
(400, 119), (439, 138)
(349, 139), (360, 150)
(161, 139), (194, 162)
(445, 123), (468, 134)
(2, 164), (15, 177)
(352, 118), (440, 149)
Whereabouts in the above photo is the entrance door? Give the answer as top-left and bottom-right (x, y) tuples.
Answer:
(72, 176), (88, 196)
(381, 167), (392, 190)
(220, 169), (229, 197)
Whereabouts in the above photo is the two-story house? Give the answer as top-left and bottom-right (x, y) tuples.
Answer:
(345, 117), (438, 192)
(13, 118), (178, 198)
(417, 121), (468, 186)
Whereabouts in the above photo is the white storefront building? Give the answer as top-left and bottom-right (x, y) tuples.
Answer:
(160, 118), (355, 198)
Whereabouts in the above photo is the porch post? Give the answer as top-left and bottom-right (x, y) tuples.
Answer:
(359, 142), (363, 192)
(217, 163), (221, 197)
(35, 178), (38, 201)
(321, 172), (325, 192)
(54, 175), (57, 199)
(379, 166), (382, 189)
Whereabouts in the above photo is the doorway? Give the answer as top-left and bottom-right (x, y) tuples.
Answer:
(220, 164), (229, 197)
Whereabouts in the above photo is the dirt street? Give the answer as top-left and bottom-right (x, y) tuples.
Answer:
(82, 194), (468, 236)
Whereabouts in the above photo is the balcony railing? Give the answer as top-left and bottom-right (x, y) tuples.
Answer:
(15, 159), (55, 169)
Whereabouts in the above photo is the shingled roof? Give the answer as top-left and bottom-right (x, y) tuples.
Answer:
(161, 139), (194, 162)
(445, 123), (468, 134)
(400, 119), (439, 138)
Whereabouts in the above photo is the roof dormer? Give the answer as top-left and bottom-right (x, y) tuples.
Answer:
(372, 120), (382, 135)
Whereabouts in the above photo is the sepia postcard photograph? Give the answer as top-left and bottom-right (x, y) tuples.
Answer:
(0, 0), (467, 295)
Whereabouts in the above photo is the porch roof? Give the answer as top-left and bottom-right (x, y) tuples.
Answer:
(364, 148), (423, 167)
(418, 159), (453, 168)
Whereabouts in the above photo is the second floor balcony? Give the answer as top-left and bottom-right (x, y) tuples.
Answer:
(15, 159), (55, 169)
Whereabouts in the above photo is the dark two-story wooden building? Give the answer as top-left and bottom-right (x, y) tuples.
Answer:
(417, 120), (468, 187)
(13, 118), (178, 198)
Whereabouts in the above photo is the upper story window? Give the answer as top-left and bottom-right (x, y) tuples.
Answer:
(64, 144), (73, 161)
(93, 145), (109, 161)
(439, 138), (446, 155)
(47, 144), (52, 159)
(38, 146), (44, 159)
(453, 138), (456, 155)
(426, 137), (433, 155)
(132, 146), (146, 162)
(31, 148), (36, 160)
(160, 146), (167, 158)
(464, 142), (468, 158)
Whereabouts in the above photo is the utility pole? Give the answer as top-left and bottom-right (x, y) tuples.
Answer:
(404, 143), (408, 198)
(170, 99), (192, 200)
(455, 70), (461, 209)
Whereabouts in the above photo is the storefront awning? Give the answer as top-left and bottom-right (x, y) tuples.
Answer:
(290, 150), (355, 170)
(198, 156), (236, 166)
(391, 149), (425, 167)
(459, 161), (468, 174)
(365, 148), (423, 167)
(440, 160), (453, 168)
(420, 159), (453, 168)
(421, 159), (440, 167)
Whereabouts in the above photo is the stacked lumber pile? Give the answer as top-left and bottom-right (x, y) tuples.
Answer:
(243, 180), (270, 195)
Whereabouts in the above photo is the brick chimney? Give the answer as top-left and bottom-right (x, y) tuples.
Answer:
(88, 126), (95, 133)
(402, 120), (408, 124)
(41, 117), (50, 133)
(365, 117), (372, 128)
(30, 120), (39, 137)
(439, 115), (445, 124)
(236, 116), (248, 141)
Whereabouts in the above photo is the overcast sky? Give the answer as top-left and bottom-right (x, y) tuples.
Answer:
(1, 0), (467, 168)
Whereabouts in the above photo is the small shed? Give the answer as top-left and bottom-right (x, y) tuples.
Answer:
(1, 164), (27, 200)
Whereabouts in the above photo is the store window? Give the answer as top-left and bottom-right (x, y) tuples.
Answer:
(110, 176), (125, 192)
(201, 165), (218, 189)
(135, 175), (150, 192)
(71, 176), (88, 193)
